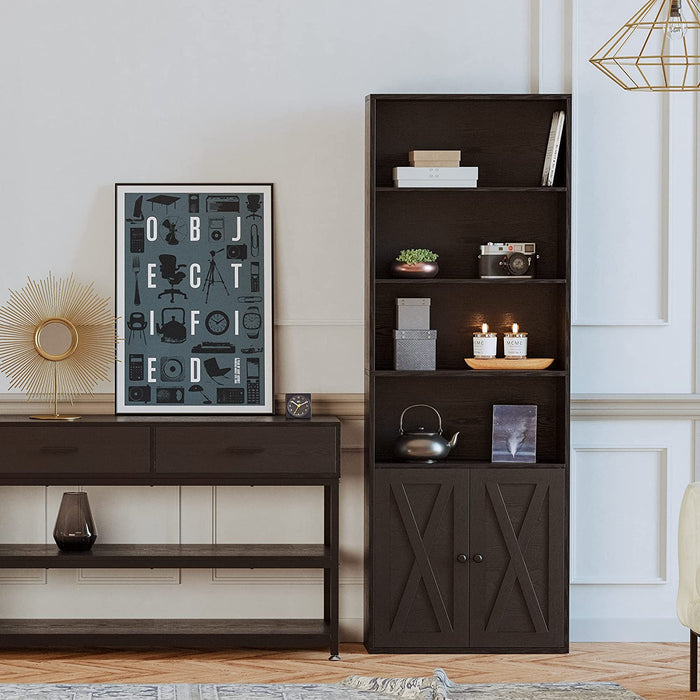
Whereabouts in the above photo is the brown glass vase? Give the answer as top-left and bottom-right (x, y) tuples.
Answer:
(53, 492), (97, 551)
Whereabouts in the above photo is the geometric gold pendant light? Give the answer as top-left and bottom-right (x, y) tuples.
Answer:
(590, 0), (700, 90)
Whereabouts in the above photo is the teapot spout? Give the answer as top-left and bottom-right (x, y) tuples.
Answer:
(448, 432), (460, 449)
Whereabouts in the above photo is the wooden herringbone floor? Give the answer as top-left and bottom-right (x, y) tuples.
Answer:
(0, 643), (691, 699)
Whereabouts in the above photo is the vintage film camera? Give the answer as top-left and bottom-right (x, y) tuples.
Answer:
(478, 242), (538, 278)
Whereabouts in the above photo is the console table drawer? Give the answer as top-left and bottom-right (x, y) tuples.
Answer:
(155, 426), (337, 476)
(0, 427), (150, 473)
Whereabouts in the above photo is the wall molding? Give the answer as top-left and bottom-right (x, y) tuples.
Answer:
(0, 570), (47, 584)
(570, 446), (669, 585)
(5, 392), (700, 420)
(274, 319), (363, 327)
(695, 90), (700, 392)
(76, 569), (181, 585)
(0, 393), (366, 421)
(570, 0), (671, 327)
(6, 392), (700, 420)
(572, 394), (700, 418)
(210, 572), (363, 586)
(531, 0), (542, 93)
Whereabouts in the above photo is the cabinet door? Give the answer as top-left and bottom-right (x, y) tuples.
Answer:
(372, 469), (469, 649)
(469, 468), (566, 649)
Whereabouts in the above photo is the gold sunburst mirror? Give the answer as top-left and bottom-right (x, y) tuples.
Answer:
(0, 273), (116, 420)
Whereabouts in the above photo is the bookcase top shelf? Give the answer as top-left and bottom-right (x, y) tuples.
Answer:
(377, 187), (567, 193)
(367, 93), (571, 102)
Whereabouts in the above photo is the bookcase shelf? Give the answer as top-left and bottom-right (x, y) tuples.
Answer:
(374, 461), (566, 470)
(375, 278), (567, 284)
(377, 186), (567, 193)
(372, 370), (569, 378)
(365, 94), (570, 654)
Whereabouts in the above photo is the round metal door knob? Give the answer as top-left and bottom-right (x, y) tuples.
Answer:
(456, 554), (468, 563)
(472, 554), (484, 563)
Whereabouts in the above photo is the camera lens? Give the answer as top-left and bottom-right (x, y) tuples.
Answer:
(507, 252), (529, 276)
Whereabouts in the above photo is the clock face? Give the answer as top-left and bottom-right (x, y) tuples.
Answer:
(205, 310), (229, 336)
(286, 393), (311, 419)
(243, 309), (261, 330)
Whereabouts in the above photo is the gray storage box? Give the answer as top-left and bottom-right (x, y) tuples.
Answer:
(393, 329), (437, 370)
(396, 298), (431, 329)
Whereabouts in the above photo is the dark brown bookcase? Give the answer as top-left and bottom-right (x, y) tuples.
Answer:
(364, 94), (570, 653)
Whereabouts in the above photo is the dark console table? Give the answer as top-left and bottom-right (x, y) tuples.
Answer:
(0, 415), (341, 658)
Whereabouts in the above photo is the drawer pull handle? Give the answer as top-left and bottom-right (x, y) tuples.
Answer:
(40, 446), (78, 455)
(224, 447), (264, 456)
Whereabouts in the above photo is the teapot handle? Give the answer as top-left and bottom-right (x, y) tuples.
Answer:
(399, 404), (443, 435)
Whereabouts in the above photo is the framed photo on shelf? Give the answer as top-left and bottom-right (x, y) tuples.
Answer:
(491, 404), (537, 463)
(115, 183), (273, 414)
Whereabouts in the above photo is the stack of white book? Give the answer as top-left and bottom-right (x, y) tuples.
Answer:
(394, 151), (478, 188)
(393, 166), (479, 188)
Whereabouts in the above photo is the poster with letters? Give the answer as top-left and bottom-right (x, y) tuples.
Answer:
(115, 184), (273, 414)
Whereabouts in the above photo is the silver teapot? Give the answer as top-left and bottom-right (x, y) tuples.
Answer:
(394, 404), (459, 463)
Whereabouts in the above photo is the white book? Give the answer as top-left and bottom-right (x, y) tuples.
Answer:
(541, 111), (565, 187)
(393, 166), (479, 181)
(395, 179), (478, 189)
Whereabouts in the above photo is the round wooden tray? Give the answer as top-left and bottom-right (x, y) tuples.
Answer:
(464, 357), (555, 370)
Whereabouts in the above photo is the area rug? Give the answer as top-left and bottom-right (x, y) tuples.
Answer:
(0, 669), (645, 699)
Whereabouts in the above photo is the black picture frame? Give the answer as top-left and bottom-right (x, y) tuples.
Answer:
(115, 183), (274, 414)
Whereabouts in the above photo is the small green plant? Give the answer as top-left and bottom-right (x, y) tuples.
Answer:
(395, 248), (439, 265)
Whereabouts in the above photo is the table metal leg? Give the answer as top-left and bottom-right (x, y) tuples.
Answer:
(325, 482), (340, 660)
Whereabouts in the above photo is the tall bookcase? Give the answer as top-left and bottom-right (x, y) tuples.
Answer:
(364, 94), (570, 653)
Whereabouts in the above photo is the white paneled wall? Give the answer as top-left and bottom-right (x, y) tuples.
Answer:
(0, 0), (698, 642)
(570, 420), (694, 641)
(567, 0), (700, 643)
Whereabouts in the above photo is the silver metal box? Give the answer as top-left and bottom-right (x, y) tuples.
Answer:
(396, 298), (431, 330)
(393, 329), (437, 370)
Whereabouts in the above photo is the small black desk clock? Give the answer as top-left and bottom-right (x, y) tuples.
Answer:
(285, 393), (312, 419)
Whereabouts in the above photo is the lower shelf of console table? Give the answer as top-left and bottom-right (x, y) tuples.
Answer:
(0, 544), (337, 651)
(0, 416), (341, 657)
(0, 618), (332, 649)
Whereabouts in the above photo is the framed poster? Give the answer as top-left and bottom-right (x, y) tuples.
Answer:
(115, 184), (273, 414)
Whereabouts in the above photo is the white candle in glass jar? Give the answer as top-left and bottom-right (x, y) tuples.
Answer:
(473, 323), (497, 358)
(503, 323), (528, 359)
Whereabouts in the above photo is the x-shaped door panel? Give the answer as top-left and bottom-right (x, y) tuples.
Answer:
(469, 469), (564, 648)
(373, 469), (468, 648)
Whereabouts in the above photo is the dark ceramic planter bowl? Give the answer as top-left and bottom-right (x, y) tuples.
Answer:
(390, 261), (439, 278)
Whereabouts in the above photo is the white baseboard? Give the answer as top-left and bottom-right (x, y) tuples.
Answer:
(571, 617), (688, 642)
(340, 617), (363, 643)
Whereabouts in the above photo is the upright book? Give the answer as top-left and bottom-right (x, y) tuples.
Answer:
(541, 110), (565, 186)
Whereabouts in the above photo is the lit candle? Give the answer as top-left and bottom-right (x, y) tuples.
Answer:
(504, 322), (528, 359)
(473, 322), (497, 359)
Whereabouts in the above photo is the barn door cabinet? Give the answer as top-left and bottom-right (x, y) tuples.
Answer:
(365, 94), (571, 653)
(372, 468), (565, 652)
